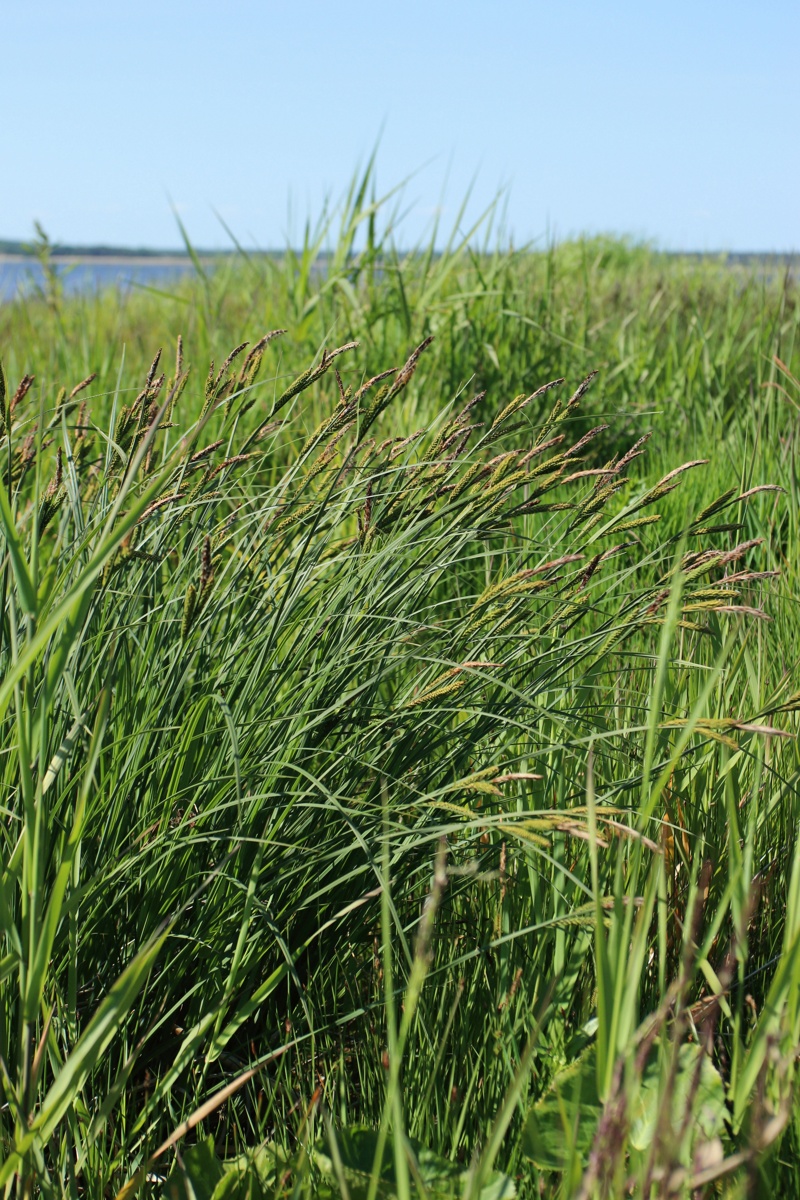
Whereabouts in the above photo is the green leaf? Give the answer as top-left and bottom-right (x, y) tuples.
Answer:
(0, 480), (37, 615)
(522, 1040), (728, 1173)
(25, 686), (110, 1020)
(34, 931), (165, 1140)
(522, 1045), (602, 1171)
(315, 1126), (515, 1199)
(220, 1144), (289, 1197)
(210, 1172), (265, 1200)
(0, 929), (166, 1186)
(165, 1136), (225, 1200)
(630, 1042), (727, 1155)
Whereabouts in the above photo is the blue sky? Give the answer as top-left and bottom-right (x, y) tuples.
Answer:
(2, 0), (798, 251)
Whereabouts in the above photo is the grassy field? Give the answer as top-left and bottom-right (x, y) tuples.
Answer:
(1, 188), (800, 1197)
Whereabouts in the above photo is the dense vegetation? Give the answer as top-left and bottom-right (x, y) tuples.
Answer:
(1, 187), (800, 1197)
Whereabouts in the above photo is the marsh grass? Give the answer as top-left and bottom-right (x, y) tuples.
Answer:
(1, 179), (800, 1198)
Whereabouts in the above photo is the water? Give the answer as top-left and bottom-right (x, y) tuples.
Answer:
(0, 257), (202, 301)
(2, 251), (795, 303)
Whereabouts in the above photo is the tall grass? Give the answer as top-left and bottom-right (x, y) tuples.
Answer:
(1, 181), (800, 1197)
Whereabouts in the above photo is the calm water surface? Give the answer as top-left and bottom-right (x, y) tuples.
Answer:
(2, 252), (796, 302)
(0, 258), (202, 301)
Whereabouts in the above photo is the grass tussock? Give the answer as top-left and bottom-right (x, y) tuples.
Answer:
(1, 179), (800, 1197)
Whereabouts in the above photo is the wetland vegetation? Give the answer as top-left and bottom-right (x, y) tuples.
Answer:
(1, 182), (799, 1197)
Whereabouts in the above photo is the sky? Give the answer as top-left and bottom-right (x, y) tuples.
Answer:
(2, 0), (799, 252)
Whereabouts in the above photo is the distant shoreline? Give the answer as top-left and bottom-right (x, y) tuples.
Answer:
(0, 253), (215, 267)
(0, 246), (796, 267)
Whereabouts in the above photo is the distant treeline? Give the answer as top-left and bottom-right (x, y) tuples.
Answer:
(0, 237), (796, 263)
(0, 239), (227, 258)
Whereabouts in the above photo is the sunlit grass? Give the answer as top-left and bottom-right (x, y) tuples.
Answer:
(1, 177), (799, 1197)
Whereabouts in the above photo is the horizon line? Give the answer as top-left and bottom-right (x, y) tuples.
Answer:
(1, 240), (798, 263)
